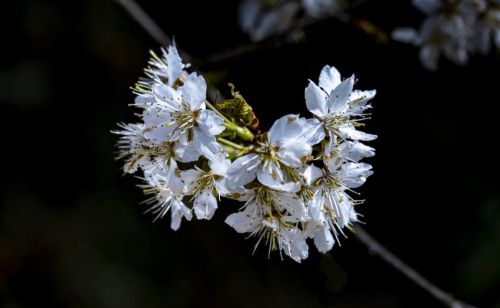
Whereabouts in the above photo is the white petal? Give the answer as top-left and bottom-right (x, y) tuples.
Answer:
(308, 188), (326, 224)
(166, 44), (184, 87)
(303, 0), (340, 18)
(335, 191), (353, 227)
(170, 199), (192, 231)
(173, 136), (202, 162)
(349, 90), (376, 114)
(268, 116), (314, 165)
(275, 192), (308, 221)
(327, 75), (354, 114)
(268, 114), (302, 145)
(412, 0), (442, 14)
(338, 125), (377, 141)
(349, 206), (359, 223)
(134, 93), (154, 107)
(225, 207), (258, 233)
(180, 168), (203, 193)
(179, 72), (207, 110)
(270, 114), (323, 149)
(314, 225), (335, 253)
(283, 227), (309, 262)
(303, 164), (323, 185)
(305, 81), (327, 117)
(256, 160), (299, 192)
(350, 89), (376, 103)
(194, 130), (218, 148)
(215, 179), (232, 196)
(339, 141), (375, 162)
(167, 170), (186, 195)
(391, 27), (420, 44)
(170, 214), (182, 231)
(238, 0), (261, 32)
(301, 118), (325, 146)
(198, 142), (222, 161)
(197, 110), (225, 136)
(142, 107), (171, 127)
(257, 168), (300, 192)
(227, 153), (261, 188)
(142, 108), (174, 141)
(152, 84), (182, 110)
(250, 2), (299, 41)
(199, 143), (230, 176)
(419, 45), (440, 71)
(278, 142), (312, 167)
(342, 162), (373, 188)
(193, 189), (218, 220)
(319, 65), (341, 94)
(324, 139), (343, 171)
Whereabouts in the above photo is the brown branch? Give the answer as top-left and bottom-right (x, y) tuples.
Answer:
(198, 0), (392, 67)
(115, 0), (170, 46)
(200, 16), (317, 66)
(354, 225), (477, 308)
(114, 2), (475, 307)
(198, 0), (382, 67)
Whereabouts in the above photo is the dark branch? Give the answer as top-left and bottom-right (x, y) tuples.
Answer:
(200, 16), (317, 67)
(115, 0), (170, 46)
(354, 226), (477, 308)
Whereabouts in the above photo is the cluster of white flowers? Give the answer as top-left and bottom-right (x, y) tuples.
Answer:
(392, 0), (500, 70)
(114, 44), (376, 262)
(239, 0), (345, 41)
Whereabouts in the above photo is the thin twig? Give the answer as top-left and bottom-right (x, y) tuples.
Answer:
(114, 3), (475, 307)
(199, 4), (391, 66)
(349, 0), (372, 10)
(115, 0), (170, 46)
(200, 16), (317, 66)
(198, 7), (356, 67)
(354, 225), (477, 308)
(201, 41), (274, 67)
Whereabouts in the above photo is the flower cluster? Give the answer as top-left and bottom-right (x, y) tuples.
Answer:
(392, 0), (500, 70)
(239, 0), (346, 41)
(114, 44), (376, 262)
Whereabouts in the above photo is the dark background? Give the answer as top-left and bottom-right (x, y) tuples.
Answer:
(1, 0), (500, 307)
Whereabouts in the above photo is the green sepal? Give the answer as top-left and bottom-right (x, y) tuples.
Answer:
(216, 83), (260, 132)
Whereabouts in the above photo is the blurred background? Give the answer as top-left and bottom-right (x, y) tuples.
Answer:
(1, 0), (500, 307)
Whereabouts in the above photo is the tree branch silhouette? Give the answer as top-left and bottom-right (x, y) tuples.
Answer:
(116, 0), (170, 46)
(355, 226), (477, 308)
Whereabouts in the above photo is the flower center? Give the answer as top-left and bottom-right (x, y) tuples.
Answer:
(171, 102), (200, 141)
(323, 115), (350, 131)
(322, 173), (342, 190)
(190, 172), (217, 199)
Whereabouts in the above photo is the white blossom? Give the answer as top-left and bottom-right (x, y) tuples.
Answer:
(141, 169), (192, 231)
(227, 114), (323, 192)
(302, 0), (344, 18)
(238, 0), (345, 41)
(304, 141), (373, 253)
(469, 0), (500, 54)
(136, 44), (188, 93)
(239, 0), (301, 41)
(141, 72), (225, 162)
(113, 123), (152, 174)
(305, 65), (377, 144)
(115, 49), (377, 262)
(180, 144), (232, 220)
(225, 185), (309, 262)
(392, 0), (481, 70)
